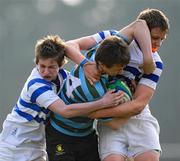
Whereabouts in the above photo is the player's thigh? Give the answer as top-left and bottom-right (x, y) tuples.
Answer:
(103, 154), (126, 161)
(134, 150), (160, 161)
(127, 116), (161, 157)
(97, 123), (128, 160)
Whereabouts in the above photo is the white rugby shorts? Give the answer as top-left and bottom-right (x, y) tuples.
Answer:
(97, 112), (161, 160)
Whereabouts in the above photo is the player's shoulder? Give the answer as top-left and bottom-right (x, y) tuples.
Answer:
(59, 69), (69, 79)
(26, 68), (52, 90)
(153, 52), (163, 62)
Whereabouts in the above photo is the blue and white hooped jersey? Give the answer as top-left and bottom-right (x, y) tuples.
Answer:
(0, 67), (68, 146)
(6, 67), (68, 124)
(126, 40), (163, 90)
(92, 30), (129, 44)
(93, 30), (163, 117)
(93, 30), (163, 90)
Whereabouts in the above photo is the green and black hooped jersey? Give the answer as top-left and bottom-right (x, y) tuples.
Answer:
(50, 45), (108, 137)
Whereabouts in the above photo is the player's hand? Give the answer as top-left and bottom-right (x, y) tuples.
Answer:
(143, 61), (156, 74)
(140, 61), (156, 74)
(101, 90), (124, 108)
(83, 62), (101, 85)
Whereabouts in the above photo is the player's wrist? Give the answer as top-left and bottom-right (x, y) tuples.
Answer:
(80, 58), (89, 67)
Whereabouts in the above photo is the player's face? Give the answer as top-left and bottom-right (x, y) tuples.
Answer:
(37, 58), (59, 81)
(98, 63), (124, 76)
(150, 27), (167, 52)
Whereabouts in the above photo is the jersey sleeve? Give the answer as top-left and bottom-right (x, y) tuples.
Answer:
(27, 78), (59, 109)
(92, 30), (129, 44)
(139, 57), (163, 90)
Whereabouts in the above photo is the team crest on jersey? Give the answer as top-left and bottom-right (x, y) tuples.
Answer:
(55, 144), (65, 155)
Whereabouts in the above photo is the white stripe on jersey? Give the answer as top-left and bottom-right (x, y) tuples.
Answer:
(8, 67), (67, 124)
(92, 30), (118, 43)
(128, 41), (163, 90)
(0, 67), (67, 147)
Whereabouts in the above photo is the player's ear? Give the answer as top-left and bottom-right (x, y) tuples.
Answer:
(97, 61), (103, 72)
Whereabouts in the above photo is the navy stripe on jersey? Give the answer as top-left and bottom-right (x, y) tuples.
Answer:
(59, 69), (67, 79)
(96, 30), (129, 44)
(19, 98), (41, 112)
(98, 30), (118, 39)
(98, 31), (106, 39)
(15, 103), (50, 123)
(27, 78), (52, 90)
(14, 105), (34, 121)
(142, 61), (163, 83)
(15, 105), (49, 123)
(30, 86), (52, 103)
(142, 73), (159, 82)
(155, 61), (163, 69)
(42, 108), (49, 114)
(124, 65), (142, 78)
(34, 115), (46, 123)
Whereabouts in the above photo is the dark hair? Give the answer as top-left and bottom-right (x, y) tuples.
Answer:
(34, 35), (66, 67)
(95, 36), (130, 68)
(137, 8), (170, 32)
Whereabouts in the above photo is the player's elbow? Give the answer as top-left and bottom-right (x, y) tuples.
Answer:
(132, 100), (147, 115)
(134, 19), (147, 27)
(56, 107), (73, 118)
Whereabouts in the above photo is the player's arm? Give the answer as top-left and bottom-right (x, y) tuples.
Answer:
(65, 36), (100, 84)
(89, 84), (154, 119)
(65, 36), (96, 64)
(119, 19), (155, 74)
(100, 117), (130, 130)
(48, 90), (124, 118)
(89, 58), (163, 119)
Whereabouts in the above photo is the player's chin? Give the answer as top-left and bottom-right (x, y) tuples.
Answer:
(43, 76), (53, 81)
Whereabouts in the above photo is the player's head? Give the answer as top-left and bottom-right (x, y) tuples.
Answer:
(95, 36), (130, 76)
(34, 35), (66, 81)
(137, 8), (170, 52)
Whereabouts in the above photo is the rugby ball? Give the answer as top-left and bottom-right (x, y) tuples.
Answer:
(107, 79), (132, 102)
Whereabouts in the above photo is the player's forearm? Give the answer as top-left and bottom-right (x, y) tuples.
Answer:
(65, 36), (96, 65)
(133, 20), (155, 73)
(89, 99), (145, 119)
(65, 41), (85, 64)
(60, 99), (111, 118)
(89, 85), (154, 119)
(89, 101), (137, 118)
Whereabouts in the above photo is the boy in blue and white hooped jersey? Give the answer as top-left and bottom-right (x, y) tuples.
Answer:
(0, 35), (122, 161)
(45, 20), (156, 161)
(88, 8), (170, 161)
